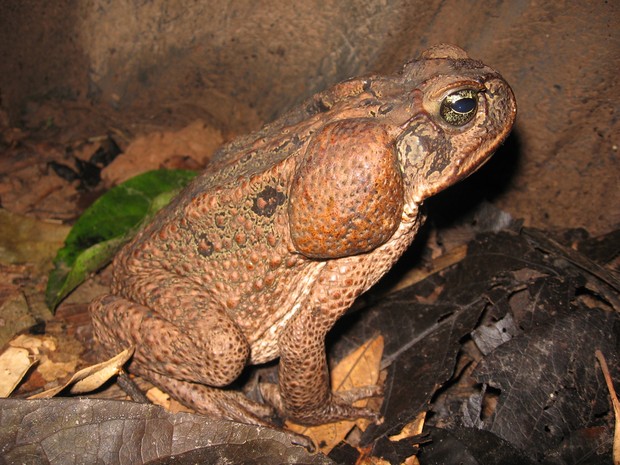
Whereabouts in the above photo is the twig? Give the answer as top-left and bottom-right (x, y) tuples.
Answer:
(595, 350), (619, 465)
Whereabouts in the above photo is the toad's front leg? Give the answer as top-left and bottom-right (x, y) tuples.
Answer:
(266, 261), (382, 425)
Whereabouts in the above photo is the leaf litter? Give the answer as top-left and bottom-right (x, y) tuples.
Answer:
(325, 227), (619, 463)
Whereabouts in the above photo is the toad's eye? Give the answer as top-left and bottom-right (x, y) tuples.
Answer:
(440, 89), (479, 126)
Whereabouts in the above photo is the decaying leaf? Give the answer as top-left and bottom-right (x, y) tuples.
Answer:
(0, 209), (65, 345)
(8, 333), (82, 389)
(0, 208), (70, 265)
(418, 426), (538, 465)
(473, 306), (618, 461)
(0, 289), (37, 349)
(29, 347), (134, 398)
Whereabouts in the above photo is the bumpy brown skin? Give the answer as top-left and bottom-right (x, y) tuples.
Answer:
(90, 44), (516, 426)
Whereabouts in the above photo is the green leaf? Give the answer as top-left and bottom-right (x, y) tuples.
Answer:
(46, 169), (198, 311)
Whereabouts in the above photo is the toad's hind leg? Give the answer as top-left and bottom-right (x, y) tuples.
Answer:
(89, 273), (270, 421)
(90, 292), (249, 387)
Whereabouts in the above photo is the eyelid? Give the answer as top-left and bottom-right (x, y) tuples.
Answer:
(430, 78), (483, 100)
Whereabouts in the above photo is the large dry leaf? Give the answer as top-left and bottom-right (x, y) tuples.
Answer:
(0, 347), (36, 397)
(0, 398), (332, 465)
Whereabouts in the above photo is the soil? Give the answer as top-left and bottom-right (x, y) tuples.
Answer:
(0, 0), (618, 234)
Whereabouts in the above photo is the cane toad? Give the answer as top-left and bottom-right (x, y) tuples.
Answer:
(90, 44), (516, 425)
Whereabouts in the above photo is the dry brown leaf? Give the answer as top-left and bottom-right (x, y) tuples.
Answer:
(287, 335), (384, 454)
(0, 347), (37, 397)
(0, 208), (70, 265)
(102, 119), (223, 185)
(29, 347), (134, 398)
(388, 244), (467, 293)
(10, 335), (66, 385)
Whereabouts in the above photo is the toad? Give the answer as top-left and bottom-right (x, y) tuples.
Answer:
(90, 44), (516, 425)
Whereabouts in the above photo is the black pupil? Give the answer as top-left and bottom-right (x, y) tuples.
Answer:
(451, 97), (476, 114)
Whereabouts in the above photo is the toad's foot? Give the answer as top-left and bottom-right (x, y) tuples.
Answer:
(143, 371), (315, 450)
(260, 382), (383, 425)
(144, 370), (275, 425)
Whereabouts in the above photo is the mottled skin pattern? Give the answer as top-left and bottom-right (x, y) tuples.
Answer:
(90, 44), (516, 425)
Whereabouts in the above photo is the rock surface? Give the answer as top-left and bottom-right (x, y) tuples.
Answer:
(0, 0), (618, 233)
